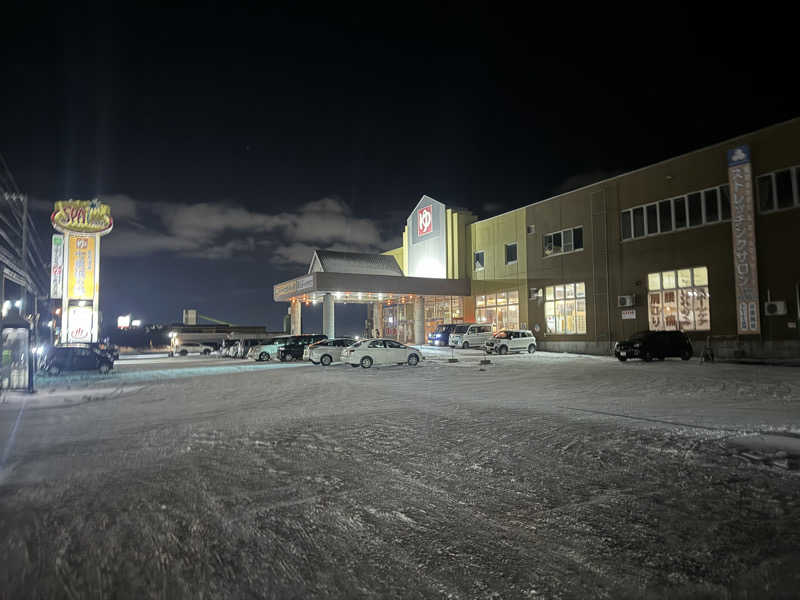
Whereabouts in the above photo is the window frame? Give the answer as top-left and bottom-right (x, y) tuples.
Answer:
(620, 183), (735, 242)
(504, 242), (518, 265)
(543, 225), (584, 258)
(474, 250), (485, 271)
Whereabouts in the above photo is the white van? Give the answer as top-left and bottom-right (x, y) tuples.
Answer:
(449, 323), (493, 349)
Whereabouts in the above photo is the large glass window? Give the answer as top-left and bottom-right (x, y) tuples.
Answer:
(647, 266), (710, 331)
(476, 289), (519, 329)
(544, 282), (587, 335)
(474, 251), (485, 271)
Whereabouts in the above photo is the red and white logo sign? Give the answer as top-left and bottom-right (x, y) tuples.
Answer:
(418, 205), (433, 236)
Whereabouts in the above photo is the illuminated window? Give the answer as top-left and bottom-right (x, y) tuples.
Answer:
(475, 289), (520, 329)
(647, 266), (710, 331)
(544, 282), (587, 335)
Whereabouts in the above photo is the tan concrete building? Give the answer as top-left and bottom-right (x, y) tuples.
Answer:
(274, 117), (800, 357)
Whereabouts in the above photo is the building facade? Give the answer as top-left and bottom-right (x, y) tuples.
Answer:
(274, 117), (800, 357)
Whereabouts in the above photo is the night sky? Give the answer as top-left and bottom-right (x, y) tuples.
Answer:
(2, 3), (797, 335)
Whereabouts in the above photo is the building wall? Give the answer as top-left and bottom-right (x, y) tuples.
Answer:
(467, 208), (529, 327)
(520, 117), (800, 357)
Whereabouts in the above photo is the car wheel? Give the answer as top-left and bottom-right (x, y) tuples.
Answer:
(498, 345), (508, 355)
(321, 354), (332, 366)
(203, 349), (211, 355)
(47, 365), (62, 376)
(681, 349), (692, 361)
(618, 355), (627, 362)
(407, 353), (419, 366)
(98, 363), (111, 375)
(527, 344), (536, 354)
(259, 352), (268, 361)
(179, 350), (188, 356)
(360, 356), (373, 369)
(462, 341), (470, 349)
(643, 351), (653, 362)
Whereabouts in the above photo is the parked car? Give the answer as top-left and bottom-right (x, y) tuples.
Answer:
(306, 337), (357, 365)
(614, 331), (693, 362)
(340, 338), (424, 369)
(278, 334), (328, 361)
(235, 338), (270, 359)
(95, 342), (120, 360)
(174, 341), (214, 356)
(484, 329), (537, 355)
(448, 323), (493, 349)
(427, 323), (459, 346)
(42, 344), (115, 375)
(249, 336), (291, 361)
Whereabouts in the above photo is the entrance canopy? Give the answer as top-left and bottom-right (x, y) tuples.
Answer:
(273, 270), (469, 303)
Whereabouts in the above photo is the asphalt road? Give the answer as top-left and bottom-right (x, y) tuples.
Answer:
(1, 352), (799, 599)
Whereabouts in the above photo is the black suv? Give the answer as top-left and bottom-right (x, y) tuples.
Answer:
(42, 344), (115, 375)
(615, 331), (693, 362)
(278, 334), (327, 361)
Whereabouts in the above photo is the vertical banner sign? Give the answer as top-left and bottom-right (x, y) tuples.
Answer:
(67, 236), (96, 299)
(727, 144), (760, 334)
(50, 234), (64, 298)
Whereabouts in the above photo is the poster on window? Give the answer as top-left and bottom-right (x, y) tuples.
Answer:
(648, 292), (663, 330)
(727, 145), (760, 334)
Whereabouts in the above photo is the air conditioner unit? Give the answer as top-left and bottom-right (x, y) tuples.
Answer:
(764, 301), (787, 316)
(617, 295), (636, 308)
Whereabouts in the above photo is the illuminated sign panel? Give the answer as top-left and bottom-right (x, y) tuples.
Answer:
(67, 236), (96, 300)
(50, 234), (64, 298)
(51, 199), (113, 235)
(67, 305), (93, 343)
(727, 144), (760, 334)
(417, 205), (433, 236)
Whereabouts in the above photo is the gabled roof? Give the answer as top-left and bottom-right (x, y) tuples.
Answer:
(308, 250), (403, 276)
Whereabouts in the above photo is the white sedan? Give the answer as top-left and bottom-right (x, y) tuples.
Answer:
(340, 338), (424, 369)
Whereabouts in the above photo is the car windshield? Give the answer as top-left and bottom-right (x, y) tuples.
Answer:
(454, 325), (469, 333)
(494, 331), (509, 339)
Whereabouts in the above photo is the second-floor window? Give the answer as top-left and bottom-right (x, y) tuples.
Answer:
(544, 226), (584, 256)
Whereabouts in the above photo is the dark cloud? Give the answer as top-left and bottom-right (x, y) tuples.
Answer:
(100, 195), (398, 266)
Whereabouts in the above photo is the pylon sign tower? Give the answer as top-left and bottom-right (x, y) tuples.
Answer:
(50, 199), (113, 343)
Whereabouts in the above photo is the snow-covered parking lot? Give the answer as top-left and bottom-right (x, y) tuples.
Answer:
(1, 350), (800, 598)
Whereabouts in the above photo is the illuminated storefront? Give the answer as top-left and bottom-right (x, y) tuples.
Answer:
(272, 118), (800, 357)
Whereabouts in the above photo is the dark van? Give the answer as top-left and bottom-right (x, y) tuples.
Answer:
(278, 334), (328, 361)
(427, 323), (459, 346)
(614, 331), (693, 362)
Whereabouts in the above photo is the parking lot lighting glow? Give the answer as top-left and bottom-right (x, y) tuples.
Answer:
(14, 300), (22, 308)
(168, 331), (177, 338)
